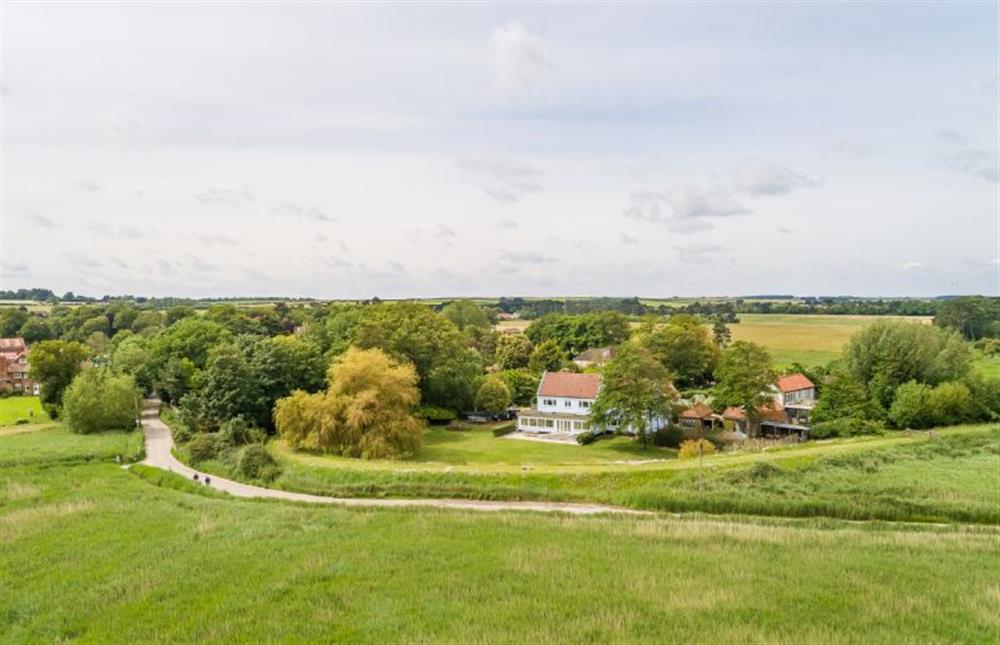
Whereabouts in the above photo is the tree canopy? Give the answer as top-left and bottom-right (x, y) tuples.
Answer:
(63, 368), (140, 434)
(634, 315), (720, 388)
(274, 347), (424, 459)
(28, 340), (89, 412)
(712, 341), (777, 434)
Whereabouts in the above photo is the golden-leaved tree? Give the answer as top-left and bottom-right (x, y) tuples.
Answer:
(274, 347), (424, 459)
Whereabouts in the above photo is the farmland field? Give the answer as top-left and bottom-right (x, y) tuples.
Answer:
(1, 426), (998, 643)
(497, 313), (932, 369)
(0, 397), (49, 427)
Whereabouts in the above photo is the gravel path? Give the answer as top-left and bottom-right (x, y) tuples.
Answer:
(138, 401), (647, 516)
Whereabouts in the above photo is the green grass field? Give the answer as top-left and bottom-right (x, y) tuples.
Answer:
(207, 424), (1000, 524)
(2, 426), (998, 643)
(0, 397), (49, 427)
(728, 314), (932, 369)
(497, 314), (932, 369)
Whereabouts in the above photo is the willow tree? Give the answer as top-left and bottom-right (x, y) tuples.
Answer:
(274, 347), (424, 459)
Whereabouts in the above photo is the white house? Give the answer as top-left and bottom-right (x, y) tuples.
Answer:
(774, 373), (816, 424)
(516, 371), (601, 435)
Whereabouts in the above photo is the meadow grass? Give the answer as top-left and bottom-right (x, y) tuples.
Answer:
(0, 425), (143, 468)
(0, 397), (49, 427)
(2, 454), (998, 643)
(727, 313), (931, 368)
(222, 425), (1000, 524)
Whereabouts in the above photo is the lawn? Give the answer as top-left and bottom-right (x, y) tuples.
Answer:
(0, 396), (49, 427)
(249, 425), (1000, 524)
(727, 313), (931, 368)
(1, 430), (997, 643)
(414, 426), (673, 466)
(0, 425), (144, 468)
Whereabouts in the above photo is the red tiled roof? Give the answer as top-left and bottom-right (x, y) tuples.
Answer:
(681, 403), (714, 419)
(722, 406), (745, 421)
(537, 371), (602, 399)
(777, 373), (814, 393)
(723, 403), (787, 423)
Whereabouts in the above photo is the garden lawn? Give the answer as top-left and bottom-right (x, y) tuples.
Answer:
(0, 397), (49, 427)
(416, 426), (673, 466)
(1, 433), (997, 643)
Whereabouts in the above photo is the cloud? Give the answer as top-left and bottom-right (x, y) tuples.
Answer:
(435, 223), (456, 238)
(499, 251), (556, 266)
(89, 223), (146, 240)
(777, 227), (794, 235)
(191, 233), (238, 245)
(108, 257), (130, 269)
(491, 22), (553, 93)
(677, 244), (728, 264)
(937, 129), (970, 146)
(1, 260), (29, 276)
(620, 231), (638, 244)
(187, 254), (220, 272)
(901, 261), (925, 271)
(195, 186), (254, 208)
(623, 186), (749, 233)
(496, 218), (518, 229)
(272, 201), (335, 222)
(939, 147), (998, 184)
(66, 253), (102, 268)
(26, 213), (59, 228)
(74, 179), (100, 192)
(456, 157), (543, 203)
(729, 159), (820, 196)
(323, 257), (354, 269)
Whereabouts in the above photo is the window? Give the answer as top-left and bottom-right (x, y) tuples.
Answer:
(580, 401), (590, 409)
(564, 400), (571, 407)
(543, 399), (555, 406)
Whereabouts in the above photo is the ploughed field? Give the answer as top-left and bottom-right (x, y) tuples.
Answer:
(2, 425), (998, 643)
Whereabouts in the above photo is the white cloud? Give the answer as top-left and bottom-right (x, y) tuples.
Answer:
(456, 157), (543, 203)
(491, 22), (552, 93)
(624, 186), (750, 233)
(729, 159), (819, 196)
(901, 261), (925, 271)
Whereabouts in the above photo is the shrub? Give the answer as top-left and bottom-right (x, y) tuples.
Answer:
(63, 368), (140, 434)
(653, 425), (684, 448)
(678, 438), (715, 459)
(186, 433), (221, 463)
(219, 416), (266, 446)
(809, 417), (886, 439)
(576, 430), (597, 445)
(492, 421), (515, 437)
(416, 405), (458, 424)
(238, 444), (280, 481)
(14, 418), (29, 425)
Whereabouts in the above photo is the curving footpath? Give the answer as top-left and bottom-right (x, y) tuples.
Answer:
(137, 401), (648, 516)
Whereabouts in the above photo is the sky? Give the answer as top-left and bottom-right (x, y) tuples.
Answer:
(1, 2), (998, 299)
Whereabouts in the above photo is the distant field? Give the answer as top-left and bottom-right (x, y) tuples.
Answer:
(1, 426), (997, 643)
(0, 397), (49, 427)
(497, 314), (931, 369)
(729, 313), (932, 368)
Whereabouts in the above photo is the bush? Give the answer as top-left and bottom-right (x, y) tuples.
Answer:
(678, 438), (716, 459)
(219, 416), (266, 446)
(576, 430), (597, 445)
(809, 417), (886, 439)
(492, 421), (515, 437)
(186, 433), (221, 463)
(63, 368), (140, 434)
(238, 444), (280, 481)
(416, 405), (458, 424)
(14, 418), (29, 425)
(653, 425), (684, 448)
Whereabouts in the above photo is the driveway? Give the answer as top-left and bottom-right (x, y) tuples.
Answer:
(138, 401), (646, 516)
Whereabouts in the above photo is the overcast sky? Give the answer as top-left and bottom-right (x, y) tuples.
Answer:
(2, 3), (997, 298)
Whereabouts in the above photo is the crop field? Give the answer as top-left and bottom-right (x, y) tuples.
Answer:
(0, 397), (49, 427)
(1, 426), (998, 643)
(727, 313), (932, 368)
(496, 314), (932, 368)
